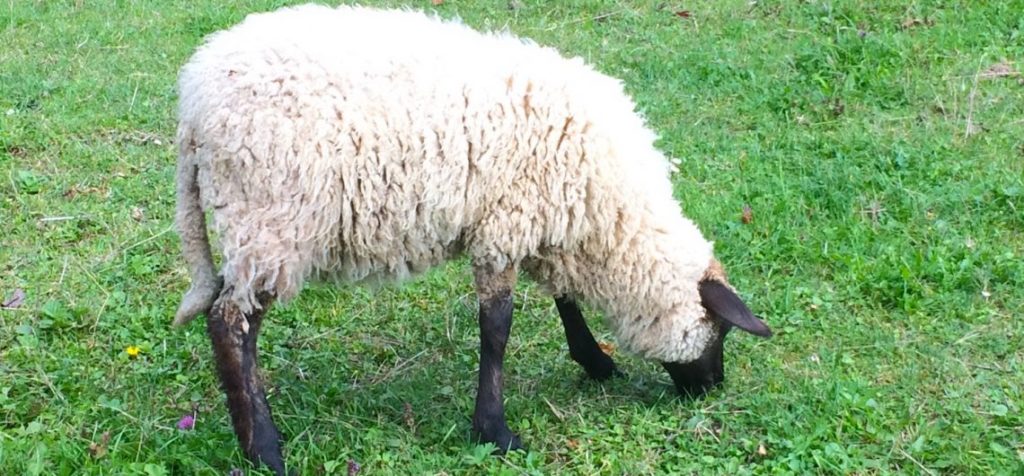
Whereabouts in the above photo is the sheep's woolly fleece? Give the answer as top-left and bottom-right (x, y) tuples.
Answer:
(175, 4), (719, 363)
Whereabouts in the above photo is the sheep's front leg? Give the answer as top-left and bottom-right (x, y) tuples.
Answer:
(207, 289), (286, 475)
(554, 296), (621, 380)
(471, 265), (523, 452)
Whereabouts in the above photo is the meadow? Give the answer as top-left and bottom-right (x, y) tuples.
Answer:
(1, 0), (1022, 474)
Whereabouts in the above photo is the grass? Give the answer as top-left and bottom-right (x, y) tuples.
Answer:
(1, 0), (1022, 474)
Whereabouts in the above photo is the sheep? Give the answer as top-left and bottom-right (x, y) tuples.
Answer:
(172, 4), (772, 474)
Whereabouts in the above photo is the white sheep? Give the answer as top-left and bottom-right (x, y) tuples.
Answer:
(173, 4), (772, 474)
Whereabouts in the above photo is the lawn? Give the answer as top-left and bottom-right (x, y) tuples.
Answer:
(1, 0), (1022, 474)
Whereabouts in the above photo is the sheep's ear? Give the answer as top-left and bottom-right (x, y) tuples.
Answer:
(698, 280), (772, 337)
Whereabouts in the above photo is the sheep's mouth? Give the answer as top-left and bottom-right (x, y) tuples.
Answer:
(662, 361), (723, 398)
(661, 331), (726, 398)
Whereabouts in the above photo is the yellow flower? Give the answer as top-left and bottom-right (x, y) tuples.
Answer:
(126, 345), (141, 358)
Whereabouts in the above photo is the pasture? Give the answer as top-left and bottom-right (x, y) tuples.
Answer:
(1, 0), (1022, 473)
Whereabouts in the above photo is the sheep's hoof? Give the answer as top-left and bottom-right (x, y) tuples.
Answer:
(581, 352), (623, 381)
(587, 362), (624, 381)
(473, 425), (524, 453)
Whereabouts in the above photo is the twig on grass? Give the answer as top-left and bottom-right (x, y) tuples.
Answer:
(898, 447), (937, 476)
(58, 255), (69, 285)
(119, 225), (173, 257)
(33, 362), (66, 403)
(369, 349), (429, 385)
(39, 215), (81, 223)
(79, 262), (111, 333)
(543, 396), (565, 422)
(964, 62), (983, 139)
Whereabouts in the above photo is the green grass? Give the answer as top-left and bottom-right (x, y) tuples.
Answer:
(2, 0), (1022, 474)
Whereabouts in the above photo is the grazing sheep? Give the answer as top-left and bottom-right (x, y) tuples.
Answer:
(173, 4), (772, 474)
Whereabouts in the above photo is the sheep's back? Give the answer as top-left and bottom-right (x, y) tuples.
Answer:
(176, 4), (678, 306)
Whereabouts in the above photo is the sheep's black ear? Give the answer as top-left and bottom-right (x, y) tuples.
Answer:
(699, 280), (772, 337)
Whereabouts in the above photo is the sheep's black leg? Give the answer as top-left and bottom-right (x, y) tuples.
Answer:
(471, 265), (523, 452)
(207, 289), (286, 476)
(555, 296), (621, 380)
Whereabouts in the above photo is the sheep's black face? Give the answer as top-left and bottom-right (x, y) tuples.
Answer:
(663, 279), (772, 398)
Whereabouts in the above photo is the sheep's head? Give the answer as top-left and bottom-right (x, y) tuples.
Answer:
(662, 278), (771, 398)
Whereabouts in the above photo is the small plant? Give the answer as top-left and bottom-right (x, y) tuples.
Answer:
(14, 170), (43, 194)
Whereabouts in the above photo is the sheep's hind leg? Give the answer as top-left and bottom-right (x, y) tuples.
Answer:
(207, 289), (286, 476)
(471, 264), (523, 453)
(555, 296), (621, 380)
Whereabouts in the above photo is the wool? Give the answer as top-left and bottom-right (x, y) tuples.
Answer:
(175, 3), (720, 363)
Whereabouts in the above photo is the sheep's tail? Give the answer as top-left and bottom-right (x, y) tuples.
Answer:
(172, 145), (223, 327)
